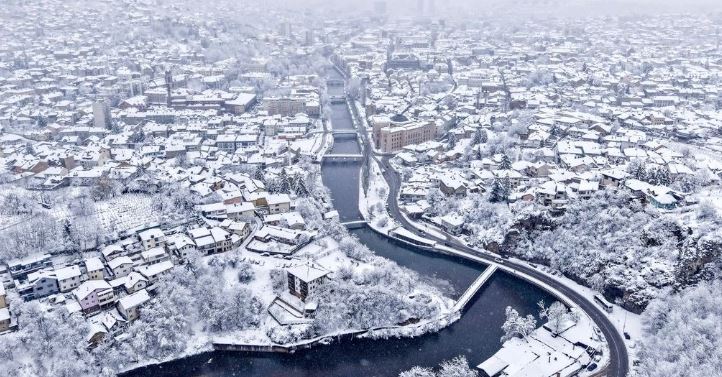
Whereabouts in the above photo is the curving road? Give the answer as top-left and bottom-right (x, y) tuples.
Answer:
(376, 154), (629, 377)
(338, 69), (628, 376)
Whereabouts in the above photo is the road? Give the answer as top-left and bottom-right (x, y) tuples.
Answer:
(376, 154), (629, 377)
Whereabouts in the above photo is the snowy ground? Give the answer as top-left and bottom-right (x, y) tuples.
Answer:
(359, 157), (398, 234)
(48, 193), (163, 235)
(509, 258), (643, 371)
(479, 313), (606, 377)
(190, 235), (455, 350)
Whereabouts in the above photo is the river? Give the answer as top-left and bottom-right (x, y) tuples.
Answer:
(125, 69), (552, 377)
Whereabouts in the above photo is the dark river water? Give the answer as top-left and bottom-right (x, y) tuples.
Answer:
(124, 69), (551, 377)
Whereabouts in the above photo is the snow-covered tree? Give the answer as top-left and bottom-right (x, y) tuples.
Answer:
(637, 280), (722, 377)
(400, 356), (478, 377)
(500, 306), (537, 342)
(499, 154), (512, 170)
(489, 179), (510, 203)
(538, 301), (577, 335)
(447, 132), (457, 149)
(426, 188), (447, 216)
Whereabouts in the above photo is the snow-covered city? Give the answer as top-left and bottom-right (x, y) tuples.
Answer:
(0, 0), (721, 376)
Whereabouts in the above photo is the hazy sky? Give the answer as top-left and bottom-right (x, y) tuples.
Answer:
(255, 0), (722, 17)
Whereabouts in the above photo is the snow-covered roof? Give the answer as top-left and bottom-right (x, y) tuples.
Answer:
(135, 260), (173, 279)
(118, 289), (150, 311)
(286, 263), (329, 283)
(85, 257), (104, 272)
(74, 280), (112, 301)
(55, 265), (81, 281)
(108, 256), (133, 270)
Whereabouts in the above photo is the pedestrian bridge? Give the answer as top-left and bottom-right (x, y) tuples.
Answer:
(327, 79), (344, 87)
(453, 265), (498, 313)
(332, 130), (359, 140)
(341, 220), (369, 229)
(329, 95), (347, 104)
(322, 154), (364, 163)
(332, 129), (357, 135)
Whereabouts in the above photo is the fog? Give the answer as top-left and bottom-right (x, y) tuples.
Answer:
(213, 0), (722, 17)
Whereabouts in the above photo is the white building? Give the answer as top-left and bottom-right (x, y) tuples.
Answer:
(55, 265), (83, 293)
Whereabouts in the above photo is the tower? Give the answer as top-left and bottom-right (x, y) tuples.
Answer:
(164, 70), (172, 107)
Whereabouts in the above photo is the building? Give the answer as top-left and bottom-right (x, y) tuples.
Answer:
(264, 97), (306, 116)
(166, 233), (197, 259)
(135, 260), (174, 283)
(0, 282), (6, 309)
(55, 265), (83, 293)
(108, 256), (134, 278)
(93, 101), (111, 129)
(286, 263), (329, 301)
(224, 93), (257, 114)
(85, 257), (105, 280)
(386, 52), (421, 70)
(7, 254), (52, 280)
(74, 280), (116, 314)
(18, 270), (58, 300)
(117, 289), (151, 321)
(123, 272), (149, 294)
(374, 115), (436, 153)
(267, 193), (291, 214)
(141, 247), (168, 265)
(138, 228), (166, 250)
(0, 308), (10, 333)
(101, 245), (125, 262)
(188, 226), (233, 255)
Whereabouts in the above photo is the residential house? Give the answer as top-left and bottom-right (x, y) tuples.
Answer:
(141, 247), (168, 265)
(74, 280), (116, 314)
(440, 214), (465, 235)
(101, 245), (125, 262)
(286, 263), (329, 301)
(600, 169), (628, 189)
(577, 180), (599, 200)
(123, 272), (149, 294)
(188, 227), (233, 255)
(0, 308), (10, 333)
(220, 220), (252, 239)
(85, 257), (105, 280)
(108, 256), (134, 278)
(117, 289), (151, 321)
(439, 176), (467, 197)
(138, 228), (166, 250)
(135, 260), (174, 283)
(166, 233), (197, 259)
(56, 265), (83, 293)
(7, 253), (52, 280)
(226, 202), (256, 219)
(18, 270), (59, 300)
(267, 194), (291, 214)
